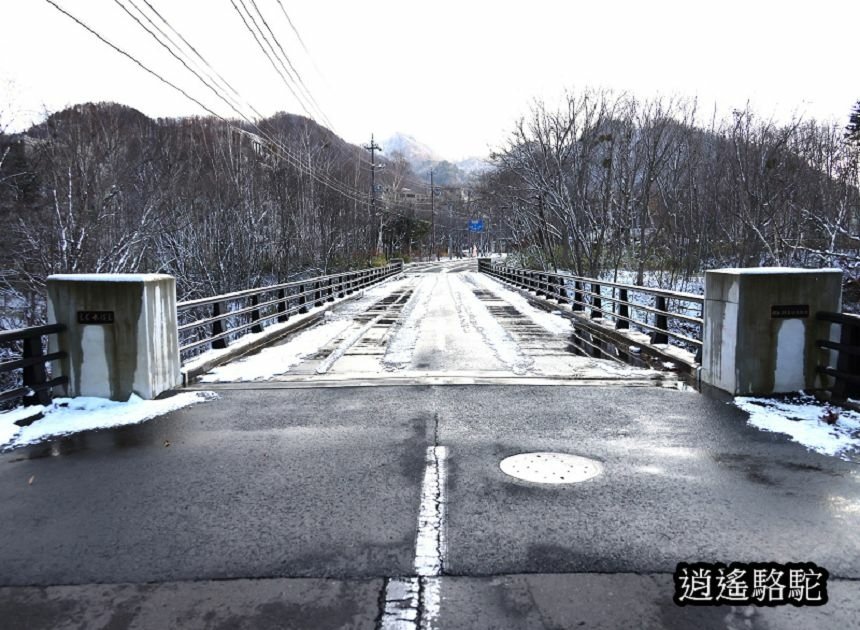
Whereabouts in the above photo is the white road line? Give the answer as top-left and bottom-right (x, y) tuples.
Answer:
(379, 445), (447, 629)
(380, 577), (420, 630)
(415, 445), (447, 576)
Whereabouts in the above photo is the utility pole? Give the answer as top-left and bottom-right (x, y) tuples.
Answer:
(363, 134), (383, 256)
(430, 168), (435, 261)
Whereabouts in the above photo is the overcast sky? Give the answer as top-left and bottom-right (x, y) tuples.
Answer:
(1, 0), (857, 160)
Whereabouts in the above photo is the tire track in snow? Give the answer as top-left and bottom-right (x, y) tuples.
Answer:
(447, 274), (533, 375)
(382, 275), (439, 371)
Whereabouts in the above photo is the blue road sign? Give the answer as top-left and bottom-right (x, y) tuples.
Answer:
(468, 219), (484, 232)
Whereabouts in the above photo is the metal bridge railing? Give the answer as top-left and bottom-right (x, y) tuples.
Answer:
(816, 311), (860, 400)
(0, 324), (68, 407)
(479, 260), (704, 356)
(176, 262), (403, 361)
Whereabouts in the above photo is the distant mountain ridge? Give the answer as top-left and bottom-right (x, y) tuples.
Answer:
(381, 132), (492, 185)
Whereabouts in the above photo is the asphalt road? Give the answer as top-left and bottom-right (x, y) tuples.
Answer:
(1, 384), (859, 629)
(2, 259), (858, 628)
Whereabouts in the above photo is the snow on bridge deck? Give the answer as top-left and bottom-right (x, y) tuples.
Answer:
(196, 259), (669, 387)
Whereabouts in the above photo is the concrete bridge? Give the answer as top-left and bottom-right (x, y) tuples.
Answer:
(0, 259), (859, 628)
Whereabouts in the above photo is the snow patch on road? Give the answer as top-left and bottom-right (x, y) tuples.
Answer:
(201, 318), (354, 381)
(449, 275), (533, 375)
(315, 316), (380, 374)
(468, 271), (572, 335)
(200, 277), (410, 382)
(383, 275), (437, 370)
(0, 391), (217, 450)
(734, 393), (860, 459)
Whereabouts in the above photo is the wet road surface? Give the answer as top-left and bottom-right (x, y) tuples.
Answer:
(1, 260), (859, 628)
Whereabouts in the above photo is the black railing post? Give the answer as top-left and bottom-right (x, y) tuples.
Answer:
(298, 284), (309, 314)
(572, 281), (584, 311)
(314, 280), (323, 307)
(211, 302), (228, 349)
(277, 289), (288, 323)
(616, 288), (630, 329)
(835, 322), (860, 399)
(651, 295), (669, 344)
(22, 334), (50, 406)
(250, 294), (263, 334)
(591, 283), (602, 319)
(327, 277), (335, 302)
(555, 275), (568, 304)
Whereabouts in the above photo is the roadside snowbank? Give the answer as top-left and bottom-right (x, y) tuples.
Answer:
(0, 391), (217, 450)
(734, 393), (860, 460)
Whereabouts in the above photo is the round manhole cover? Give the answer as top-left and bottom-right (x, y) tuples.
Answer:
(500, 452), (602, 484)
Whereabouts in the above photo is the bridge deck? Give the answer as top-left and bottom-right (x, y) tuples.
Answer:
(195, 259), (669, 388)
(1, 260), (858, 628)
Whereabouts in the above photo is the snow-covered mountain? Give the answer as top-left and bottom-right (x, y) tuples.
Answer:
(382, 133), (441, 165)
(381, 132), (493, 185)
(456, 156), (493, 175)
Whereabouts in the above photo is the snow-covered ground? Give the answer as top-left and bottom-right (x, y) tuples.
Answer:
(450, 272), (533, 375)
(734, 393), (860, 460)
(182, 276), (407, 376)
(0, 391), (217, 451)
(470, 272), (572, 335)
(382, 275), (438, 370)
(195, 264), (656, 383)
(200, 277), (412, 382)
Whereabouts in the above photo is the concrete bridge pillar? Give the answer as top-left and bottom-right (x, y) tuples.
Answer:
(701, 267), (842, 396)
(47, 274), (182, 401)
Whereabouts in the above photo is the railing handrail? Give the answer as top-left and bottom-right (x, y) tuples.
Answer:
(490, 264), (704, 304)
(0, 323), (68, 407)
(0, 323), (65, 345)
(479, 259), (703, 359)
(560, 285), (704, 325)
(177, 261), (403, 359)
(817, 311), (860, 327)
(177, 263), (401, 311)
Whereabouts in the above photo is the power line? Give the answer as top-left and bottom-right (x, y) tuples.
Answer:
(114, 0), (360, 202)
(45, 0), (370, 206)
(113, 0), (251, 122)
(274, 0), (311, 57)
(138, 0), (263, 117)
(246, 0), (333, 130)
(123, 2), (366, 202)
(45, 0), (473, 223)
(43, 0), (223, 121)
(229, 0), (315, 120)
(272, 0), (335, 113)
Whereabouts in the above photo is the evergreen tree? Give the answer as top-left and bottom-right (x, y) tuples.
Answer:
(847, 100), (860, 143)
